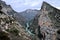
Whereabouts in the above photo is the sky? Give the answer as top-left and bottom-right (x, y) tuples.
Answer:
(2, 0), (60, 12)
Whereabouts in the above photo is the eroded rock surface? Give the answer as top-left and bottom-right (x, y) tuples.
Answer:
(38, 2), (60, 40)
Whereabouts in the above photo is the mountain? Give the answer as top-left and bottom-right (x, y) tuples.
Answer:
(39, 1), (60, 28)
(0, 7), (39, 40)
(38, 1), (60, 40)
(0, 0), (40, 26)
(0, 7), (32, 40)
(19, 9), (40, 22)
(25, 1), (60, 40)
(0, 0), (39, 40)
(1, 0), (60, 40)
(1, 0), (40, 25)
(0, 0), (26, 26)
(18, 9), (41, 36)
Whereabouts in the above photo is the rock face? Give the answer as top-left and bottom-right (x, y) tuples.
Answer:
(38, 2), (60, 40)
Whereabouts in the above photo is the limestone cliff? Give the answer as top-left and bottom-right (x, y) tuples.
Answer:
(38, 1), (60, 40)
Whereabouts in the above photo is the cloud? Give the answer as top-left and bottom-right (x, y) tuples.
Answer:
(2, 0), (43, 12)
(23, 0), (42, 7)
(56, 7), (60, 9)
(30, 2), (40, 7)
(24, 1), (40, 6)
(2, 0), (24, 4)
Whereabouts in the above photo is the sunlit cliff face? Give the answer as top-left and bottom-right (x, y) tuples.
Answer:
(38, 8), (53, 27)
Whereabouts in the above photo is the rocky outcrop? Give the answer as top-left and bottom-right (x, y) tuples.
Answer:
(38, 1), (60, 40)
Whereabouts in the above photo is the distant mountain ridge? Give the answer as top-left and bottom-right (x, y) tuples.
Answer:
(1, 0), (40, 25)
(19, 9), (40, 22)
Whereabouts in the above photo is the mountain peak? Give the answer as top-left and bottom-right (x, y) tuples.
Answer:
(41, 1), (60, 11)
(42, 1), (49, 5)
(41, 1), (53, 11)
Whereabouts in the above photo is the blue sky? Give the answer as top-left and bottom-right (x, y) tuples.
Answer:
(2, 0), (60, 12)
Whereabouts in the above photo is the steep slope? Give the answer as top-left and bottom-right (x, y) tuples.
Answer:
(1, 0), (60, 40)
(0, 0), (26, 26)
(38, 1), (60, 40)
(26, 10), (41, 34)
(0, 0), (39, 40)
(1, 0), (40, 26)
(25, 1), (60, 40)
